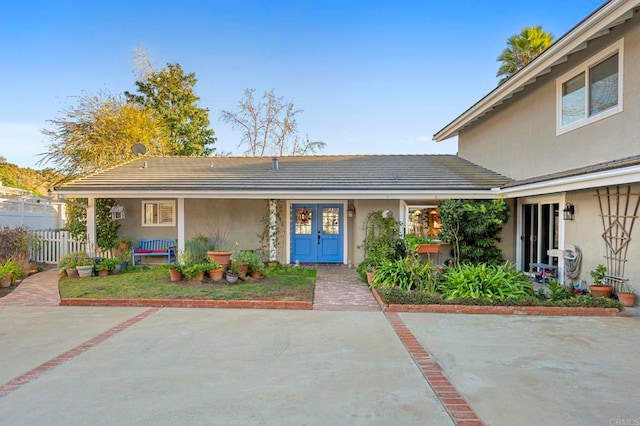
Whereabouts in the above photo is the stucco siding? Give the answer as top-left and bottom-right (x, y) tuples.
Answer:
(564, 185), (639, 288)
(458, 17), (640, 180)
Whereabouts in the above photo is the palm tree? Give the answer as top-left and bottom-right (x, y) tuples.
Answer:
(496, 26), (554, 84)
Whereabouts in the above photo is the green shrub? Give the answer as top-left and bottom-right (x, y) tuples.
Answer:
(58, 251), (92, 270)
(184, 235), (213, 265)
(372, 255), (438, 291)
(440, 262), (533, 301)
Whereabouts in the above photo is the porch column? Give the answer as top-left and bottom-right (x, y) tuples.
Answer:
(86, 197), (96, 256)
(269, 199), (277, 261)
(177, 197), (185, 254)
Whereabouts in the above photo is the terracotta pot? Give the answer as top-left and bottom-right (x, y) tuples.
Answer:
(416, 243), (440, 254)
(251, 271), (261, 279)
(66, 268), (79, 278)
(207, 251), (232, 268)
(169, 269), (183, 282)
(366, 270), (375, 285)
(589, 285), (612, 298)
(239, 264), (249, 276)
(189, 271), (205, 283)
(97, 269), (110, 277)
(209, 267), (224, 282)
(618, 292), (637, 307)
(1, 273), (11, 288)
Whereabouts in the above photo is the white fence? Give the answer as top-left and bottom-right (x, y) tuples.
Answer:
(30, 230), (114, 264)
(0, 199), (65, 230)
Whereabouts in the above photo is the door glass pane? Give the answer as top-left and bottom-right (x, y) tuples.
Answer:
(295, 207), (312, 235)
(589, 53), (618, 116)
(562, 72), (585, 126)
(322, 207), (339, 234)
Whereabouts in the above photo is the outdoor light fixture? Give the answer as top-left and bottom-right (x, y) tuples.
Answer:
(347, 204), (356, 218)
(109, 205), (126, 221)
(563, 203), (575, 220)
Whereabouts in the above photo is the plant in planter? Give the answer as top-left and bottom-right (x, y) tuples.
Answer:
(0, 270), (10, 288)
(168, 263), (184, 282)
(182, 263), (209, 283)
(57, 251), (91, 277)
(233, 250), (260, 277)
(405, 234), (441, 254)
(617, 283), (636, 307)
(75, 257), (96, 278)
(207, 261), (224, 282)
(247, 253), (265, 278)
(96, 258), (120, 276)
(589, 264), (612, 298)
(112, 237), (132, 270)
(226, 262), (240, 284)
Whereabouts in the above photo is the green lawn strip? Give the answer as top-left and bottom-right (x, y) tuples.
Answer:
(60, 267), (316, 302)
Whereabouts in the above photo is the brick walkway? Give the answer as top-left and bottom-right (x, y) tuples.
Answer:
(0, 268), (61, 307)
(312, 264), (380, 311)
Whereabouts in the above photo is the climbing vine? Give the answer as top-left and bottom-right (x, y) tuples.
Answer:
(65, 198), (120, 251)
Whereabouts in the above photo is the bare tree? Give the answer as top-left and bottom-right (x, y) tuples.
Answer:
(220, 88), (325, 156)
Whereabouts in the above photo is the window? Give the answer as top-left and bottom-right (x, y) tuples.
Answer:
(141, 200), (175, 227)
(557, 39), (623, 134)
(405, 206), (441, 239)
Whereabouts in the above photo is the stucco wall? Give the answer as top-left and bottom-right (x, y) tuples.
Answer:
(117, 199), (178, 241)
(458, 16), (640, 179)
(565, 185), (639, 287)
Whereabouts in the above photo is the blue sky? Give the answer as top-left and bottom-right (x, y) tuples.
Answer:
(1, 0), (605, 168)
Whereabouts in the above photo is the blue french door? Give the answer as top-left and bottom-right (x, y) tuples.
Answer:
(291, 204), (343, 263)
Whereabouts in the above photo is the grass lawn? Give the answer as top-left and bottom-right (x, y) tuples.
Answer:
(59, 266), (316, 302)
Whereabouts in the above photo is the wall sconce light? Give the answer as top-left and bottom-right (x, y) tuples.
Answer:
(109, 205), (126, 220)
(563, 203), (575, 220)
(347, 204), (356, 218)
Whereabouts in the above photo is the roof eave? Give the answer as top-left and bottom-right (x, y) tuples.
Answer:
(433, 0), (639, 142)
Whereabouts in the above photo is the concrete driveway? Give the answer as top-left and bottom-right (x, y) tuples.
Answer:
(0, 306), (638, 425)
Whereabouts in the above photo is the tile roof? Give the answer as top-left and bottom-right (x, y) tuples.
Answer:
(56, 155), (510, 193)
(503, 154), (640, 188)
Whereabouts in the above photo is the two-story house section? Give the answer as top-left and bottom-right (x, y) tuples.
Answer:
(434, 0), (640, 292)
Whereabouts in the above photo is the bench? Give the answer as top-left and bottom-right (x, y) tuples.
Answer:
(132, 238), (177, 265)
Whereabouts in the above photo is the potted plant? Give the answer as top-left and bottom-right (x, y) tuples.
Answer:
(247, 253), (265, 279)
(182, 263), (208, 283)
(405, 234), (440, 254)
(96, 258), (119, 276)
(0, 269), (10, 288)
(168, 264), (183, 282)
(226, 263), (240, 284)
(207, 261), (224, 282)
(589, 264), (612, 298)
(365, 264), (376, 286)
(76, 257), (96, 278)
(232, 250), (254, 276)
(58, 251), (90, 277)
(113, 237), (132, 270)
(617, 283), (636, 307)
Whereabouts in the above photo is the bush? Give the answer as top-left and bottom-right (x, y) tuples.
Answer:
(58, 251), (92, 270)
(372, 255), (439, 292)
(440, 262), (533, 301)
(184, 235), (213, 265)
(0, 226), (32, 263)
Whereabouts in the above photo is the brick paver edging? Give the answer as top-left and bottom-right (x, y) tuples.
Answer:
(385, 312), (484, 426)
(372, 289), (628, 317)
(0, 307), (159, 398)
(60, 298), (313, 310)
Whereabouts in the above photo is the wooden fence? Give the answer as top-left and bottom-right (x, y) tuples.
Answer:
(30, 230), (113, 264)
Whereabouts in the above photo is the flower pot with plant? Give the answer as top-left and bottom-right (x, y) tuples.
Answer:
(0, 271), (10, 288)
(96, 258), (119, 276)
(76, 257), (96, 278)
(226, 263), (240, 284)
(207, 261), (224, 282)
(183, 263), (208, 283)
(617, 283), (636, 307)
(589, 264), (612, 298)
(168, 264), (183, 282)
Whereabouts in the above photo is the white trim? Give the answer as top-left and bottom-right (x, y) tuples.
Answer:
(555, 39), (624, 135)
(141, 200), (176, 227)
(515, 195), (567, 282)
(285, 199), (348, 265)
(177, 198), (185, 253)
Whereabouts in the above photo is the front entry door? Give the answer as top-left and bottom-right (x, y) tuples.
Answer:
(291, 204), (343, 263)
(521, 202), (559, 272)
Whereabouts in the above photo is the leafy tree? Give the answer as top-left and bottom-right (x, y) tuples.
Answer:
(496, 25), (553, 84)
(126, 63), (216, 156)
(66, 198), (120, 251)
(39, 92), (170, 181)
(439, 199), (510, 264)
(220, 88), (325, 156)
